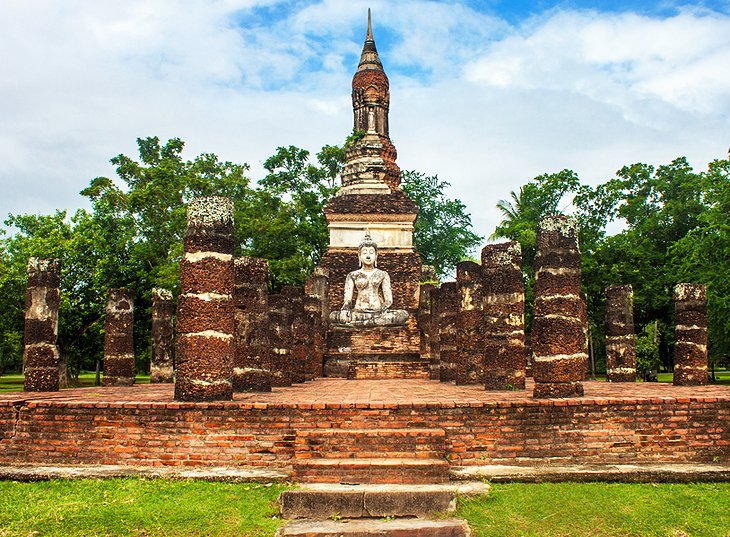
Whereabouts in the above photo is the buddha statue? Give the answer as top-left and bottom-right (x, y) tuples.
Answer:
(329, 232), (409, 327)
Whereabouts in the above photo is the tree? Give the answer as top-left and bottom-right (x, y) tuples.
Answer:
(492, 153), (730, 376)
(241, 145), (340, 290)
(491, 169), (580, 325)
(401, 171), (482, 276)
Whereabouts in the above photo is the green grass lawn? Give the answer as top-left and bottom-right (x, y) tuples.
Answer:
(457, 482), (730, 537)
(0, 480), (728, 537)
(0, 479), (286, 537)
(0, 372), (150, 393)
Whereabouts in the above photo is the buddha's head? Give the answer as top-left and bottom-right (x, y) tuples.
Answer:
(358, 231), (378, 268)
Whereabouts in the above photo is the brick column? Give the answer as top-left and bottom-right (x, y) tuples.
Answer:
(268, 293), (293, 387)
(175, 197), (234, 401)
(305, 268), (329, 379)
(437, 282), (458, 382)
(482, 241), (526, 391)
(417, 283), (434, 365)
(103, 288), (135, 386)
(285, 286), (309, 384)
(428, 287), (441, 380)
(455, 262), (484, 385)
(23, 258), (61, 392)
(673, 283), (708, 386)
(605, 285), (636, 383)
(232, 257), (271, 392)
(532, 216), (588, 398)
(150, 288), (174, 383)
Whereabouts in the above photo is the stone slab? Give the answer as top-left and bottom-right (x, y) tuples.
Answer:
(275, 518), (471, 537)
(0, 464), (288, 483)
(280, 482), (488, 519)
(452, 463), (730, 483)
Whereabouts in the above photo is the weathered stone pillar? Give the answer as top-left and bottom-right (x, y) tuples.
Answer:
(175, 197), (234, 401)
(103, 288), (135, 386)
(482, 241), (526, 391)
(532, 216), (588, 398)
(268, 293), (293, 387)
(417, 283), (434, 367)
(605, 285), (636, 383)
(232, 257), (271, 392)
(285, 286), (309, 384)
(437, 282), (458, 382)
(305, 269), (329, 379)
(673, 283), (708, 386)
(150, 288), (174, 383)
(23, 258), (61, 392)
(455, 262), (485, 385)
(428, 287), (441, 380)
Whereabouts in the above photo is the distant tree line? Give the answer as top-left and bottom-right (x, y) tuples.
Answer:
(492, 155), (730, 377)
(0, 136), (481, 382)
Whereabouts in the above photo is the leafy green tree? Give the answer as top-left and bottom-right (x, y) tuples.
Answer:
(1, 209), (129, 384)
(241, 145), (340, 289)
(401, 171), (482, 276)
(491, 170), (580, 325)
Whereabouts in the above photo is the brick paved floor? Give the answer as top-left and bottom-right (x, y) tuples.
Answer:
(2, 378), (728, 406)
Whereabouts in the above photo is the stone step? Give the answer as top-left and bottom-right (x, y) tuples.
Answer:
(292, 458), (450, 484)
(279, 482), (490, 519)
(275, 518), (471, 537)
(294, 428), (446, 460)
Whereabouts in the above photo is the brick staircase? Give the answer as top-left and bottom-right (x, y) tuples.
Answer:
(291, 427), (450, 484)
(278, 426), (481, 536)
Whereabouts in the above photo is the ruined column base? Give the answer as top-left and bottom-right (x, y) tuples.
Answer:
(607, 369), (636, 383)
(23, 346), (60, 392)
(439, 363), (456, 382)
(150, 366), (174, 384)
(174, 380), (233, 401)
(23, 367), (59, 392)
(673, 365), (708, 386)
(485, 371), (526, 391)
(234, 369), (272, 392)
(533, 381), (584, 398)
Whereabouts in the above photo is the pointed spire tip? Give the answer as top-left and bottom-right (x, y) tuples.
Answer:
(366, 8), (373, 41)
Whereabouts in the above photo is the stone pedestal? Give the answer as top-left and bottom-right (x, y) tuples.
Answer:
(233, 257), (271, 392)
(455, 262), (484, 385)
(481, 242), (526, 391)
(103, 288), (135, 386)
(673, 283), (708, 386)
(23, 258), (61, 392)
(605, 285), (636, 383)
(437, 282), (458, 382)
(175, 197), (234, 401)
(532, 216), (587, 398)
(150, 288), (174, 383)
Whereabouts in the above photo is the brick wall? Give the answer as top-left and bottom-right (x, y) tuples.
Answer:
(1, 397), (726, 467)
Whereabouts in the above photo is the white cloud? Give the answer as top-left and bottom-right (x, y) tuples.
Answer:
(0, 0), (728, 249)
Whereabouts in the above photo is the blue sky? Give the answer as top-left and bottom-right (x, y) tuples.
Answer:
(1, 0), (729, 240)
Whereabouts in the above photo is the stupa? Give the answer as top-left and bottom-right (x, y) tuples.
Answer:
(317, 10), (426, 379)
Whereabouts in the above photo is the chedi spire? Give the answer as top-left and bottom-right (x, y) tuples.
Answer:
(339, 9), (401, 193)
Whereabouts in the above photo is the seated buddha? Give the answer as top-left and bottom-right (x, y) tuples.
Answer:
(329, 232), (409, 328)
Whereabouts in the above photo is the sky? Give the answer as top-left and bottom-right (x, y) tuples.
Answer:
(1, 0), (729, 242)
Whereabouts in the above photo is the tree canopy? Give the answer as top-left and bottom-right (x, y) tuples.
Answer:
(492, 153), (730, 375)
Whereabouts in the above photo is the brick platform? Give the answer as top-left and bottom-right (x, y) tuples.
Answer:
(0, 379), (727, 469)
